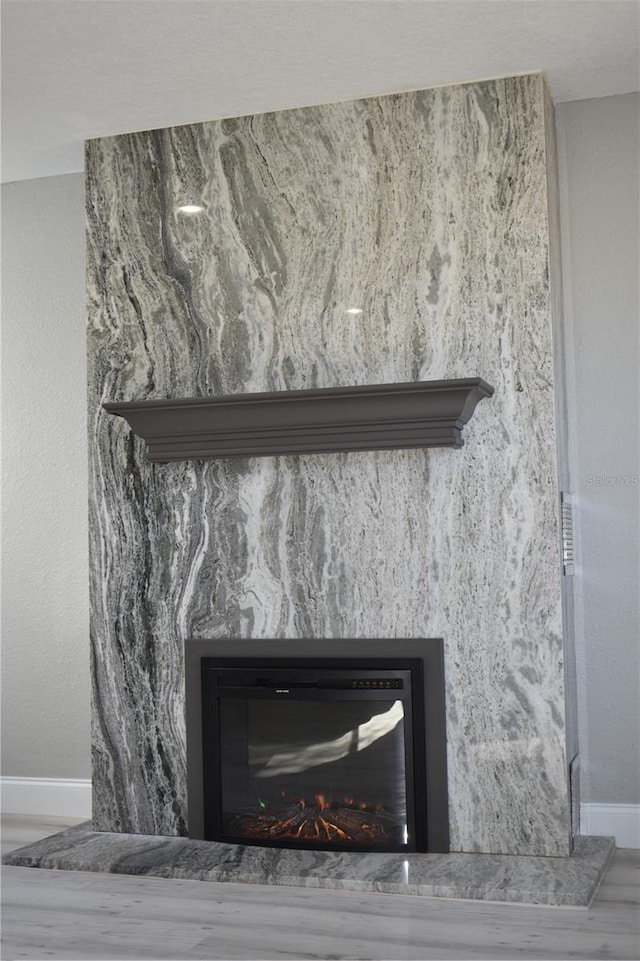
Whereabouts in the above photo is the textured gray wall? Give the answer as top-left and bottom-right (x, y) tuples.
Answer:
(86, 74), (571, 856)
(556, 93), (640, 806)
(1, 173), (90, 779)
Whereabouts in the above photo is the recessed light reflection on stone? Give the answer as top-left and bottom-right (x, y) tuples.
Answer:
(346, 307), (363, 315)
(177, 204), (205, 214)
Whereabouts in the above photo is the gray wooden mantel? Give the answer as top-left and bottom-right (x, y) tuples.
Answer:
(103, 378), (494, 461)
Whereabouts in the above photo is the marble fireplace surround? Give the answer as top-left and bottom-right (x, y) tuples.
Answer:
(83, 72), (581, 866)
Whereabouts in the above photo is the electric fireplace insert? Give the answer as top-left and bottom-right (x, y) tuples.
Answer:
(204, 659), (424, 851)
(185, 639), (449, 854)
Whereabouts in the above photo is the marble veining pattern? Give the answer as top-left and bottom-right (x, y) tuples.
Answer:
(87, 74), (570, 854)
(3, 826), (613, 908)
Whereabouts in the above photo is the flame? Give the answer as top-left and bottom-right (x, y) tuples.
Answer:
(257, 793), (385, 815)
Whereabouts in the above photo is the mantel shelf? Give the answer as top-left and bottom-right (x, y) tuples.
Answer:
(103, 378), (494, 462)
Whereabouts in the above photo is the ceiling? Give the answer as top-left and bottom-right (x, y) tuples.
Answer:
(2, 0), (638, 183)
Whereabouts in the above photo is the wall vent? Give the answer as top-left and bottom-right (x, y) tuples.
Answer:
(561, 492), (575, 576)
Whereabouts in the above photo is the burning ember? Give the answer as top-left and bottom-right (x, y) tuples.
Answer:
(228, 793), (400, 845)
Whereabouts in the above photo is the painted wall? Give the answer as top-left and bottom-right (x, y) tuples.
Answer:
(86, 74), (571, 857)
(1, 173), (90, 779)
(556, 92), (640, 806)
(1, 92), (637, 827)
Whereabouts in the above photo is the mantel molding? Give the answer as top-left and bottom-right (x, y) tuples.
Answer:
(103, 378), (494, 462)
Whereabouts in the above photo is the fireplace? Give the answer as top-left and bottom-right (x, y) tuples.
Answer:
(185, 639), (449, 853)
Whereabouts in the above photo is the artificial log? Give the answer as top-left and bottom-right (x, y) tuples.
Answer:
(229, 801), (400, 844)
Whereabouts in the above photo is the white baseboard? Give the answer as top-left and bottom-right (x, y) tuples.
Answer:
(1, 777), (91, 819)
(581, 802), (640, 849)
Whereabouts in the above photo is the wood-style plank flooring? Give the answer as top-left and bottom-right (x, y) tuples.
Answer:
(2, 816), (638, 960)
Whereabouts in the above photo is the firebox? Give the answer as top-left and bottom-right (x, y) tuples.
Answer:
(203, 659), (424, 851)
(185, 640), (449, 854)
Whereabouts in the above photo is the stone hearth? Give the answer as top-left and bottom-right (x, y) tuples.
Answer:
(3, 826), (613, 908)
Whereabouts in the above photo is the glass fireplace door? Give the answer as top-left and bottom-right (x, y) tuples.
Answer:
(202, 662), (421, 852)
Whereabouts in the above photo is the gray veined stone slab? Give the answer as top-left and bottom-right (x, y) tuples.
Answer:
(3, 825), (614, 908)
(87, 72), (572, 856)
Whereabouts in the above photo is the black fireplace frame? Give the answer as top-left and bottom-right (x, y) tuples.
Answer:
(185, 639), (449, 853)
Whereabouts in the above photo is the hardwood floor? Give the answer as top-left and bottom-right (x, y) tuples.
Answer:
(2, 816), (638, 960)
